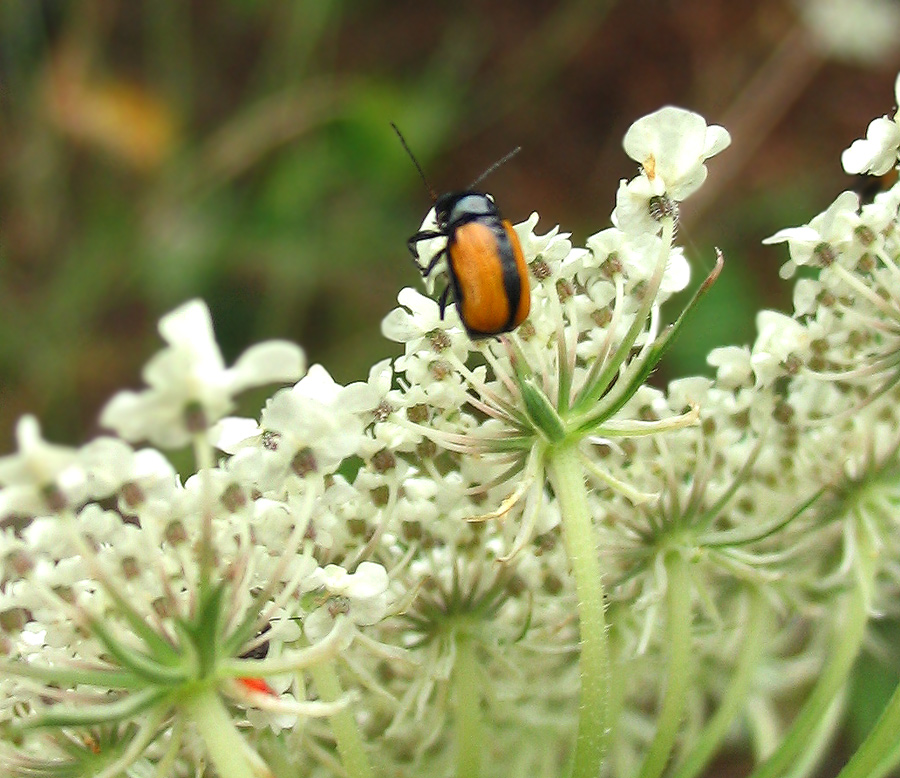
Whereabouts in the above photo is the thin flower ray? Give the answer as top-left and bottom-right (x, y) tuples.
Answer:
(690, 435), (767, 535)
(352, 631), (418, 666)
(219, 616), (353, 677)
(498, 471), (547, 562)
(804, 373), (900, 425)
(678, 455), (713, 524)
(807, 355), (900, 383)
(59, 513), (181, 663)
(601, 304), (665, 409)
(461, 454), (529, 496)
(572, 318), (647, 421)
(84, 619), (189, 686)
(90, 707), (170, 778)
(574, 219), (676, 414)
(585, 250), (724, 430)
(838, 308), (900, 339)
(580, 452), (660, 506)
(830, 262), (900, 322)
(349, 483), (401, 567)
(229, 686), (353, 718)
(579, 275), (628, 397)
(448, 350), (533, 429)
(453, 369), (530, 429)
(14, 688), (172, 732)
(874, 246), (900, 285)
(466, 475), (533, 524)
(705, 549), (784, 586)
(701, 488), (825, 548)
(589, 405), (700, 438)
(0, 660), (145, 691)
(223, 486), (317, 654)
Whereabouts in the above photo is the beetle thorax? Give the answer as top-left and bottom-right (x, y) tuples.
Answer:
(435, 192), (499, 230)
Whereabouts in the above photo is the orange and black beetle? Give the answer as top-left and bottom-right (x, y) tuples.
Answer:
(393, 124), (531, 338)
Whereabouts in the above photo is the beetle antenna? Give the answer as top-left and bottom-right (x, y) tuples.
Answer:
(468, 146), (521, 190)
(391, 122), (438, 203)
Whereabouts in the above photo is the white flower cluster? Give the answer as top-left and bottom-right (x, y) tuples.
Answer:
(3, 91), (900, 778)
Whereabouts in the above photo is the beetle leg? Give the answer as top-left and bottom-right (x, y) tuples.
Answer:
(422, 248), (447, 277)
(438, 284), (451, 319)
(407, 230), (445, 259)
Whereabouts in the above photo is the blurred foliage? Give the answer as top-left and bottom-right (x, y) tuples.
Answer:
(1, 2), (900, 767)
(2, 0), (899, 443)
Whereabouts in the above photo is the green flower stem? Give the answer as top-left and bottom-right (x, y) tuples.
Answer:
(607, 623), (629, 778)
(182, 688), (256, 778)
(785, 689), (847, 778)
(154, 716), (185, 778)
(835, 666), (900, 778)
(871, 739), (900, 778)
(193, 433), (217, 593)
(671, 587), (768, 778)
(747, 516), (875, 778)
(452, 632), (484, 778)
(636, 550), (693, 778)
(547, 442), (610, 778)
(309, 659), (374, 778)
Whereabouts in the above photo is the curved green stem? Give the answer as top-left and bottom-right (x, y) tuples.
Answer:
(636, 550), (693, 778)
(747, 515), (876, 778)
(671, 587), (768, 778)
(182, 688), (256, 778)
(835, 668), (900, 778)
(547, 442), (610, 778)
(785, 688), (847, 778)
(309, 659), (373, 778)
(453, 633), (484, 778)
(870, 739), (900, 778)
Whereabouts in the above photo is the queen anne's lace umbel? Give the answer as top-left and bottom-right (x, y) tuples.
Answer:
(3, 94), (900, 778)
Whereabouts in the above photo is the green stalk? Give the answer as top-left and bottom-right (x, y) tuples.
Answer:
(607, 622), (630, 778)
(453, 632), (484, 778)
(747, 516), (875, 778)
(671, 587), (768, 778)
(834, 668), (900, 778)
(636, 550), (693, 778)
(182, 688), (256, 778)
(309, 659), (373, 778)
(547, 442), (610, 778)
(870, 739), (900, 778)
(784, 689), (847, 778)
(193, 433), (217, 594)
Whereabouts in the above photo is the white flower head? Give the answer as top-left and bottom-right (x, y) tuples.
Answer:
(304, 561), (390, 641)
(751, 311), (810, 387)
(218, 365), (367, 488)
(381, 286), (470, 358)
(622, 106), (731, 202)
(841, 74), (900, 175)
(707, 346), (753, 389)
(100, 299), (305, 448)
(762, 190), (862, 278)
(0, 416), (86, 518)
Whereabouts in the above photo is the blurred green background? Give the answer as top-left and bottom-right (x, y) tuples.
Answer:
(3, 0), (899, 446)
(1, 0), (900, 771)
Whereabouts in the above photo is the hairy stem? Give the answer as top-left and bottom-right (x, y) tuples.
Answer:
(547, 442), (610, 778)
(453, 632), (484, 778)
(182, 689), (256, 778)
(309, 659), (374, 778)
